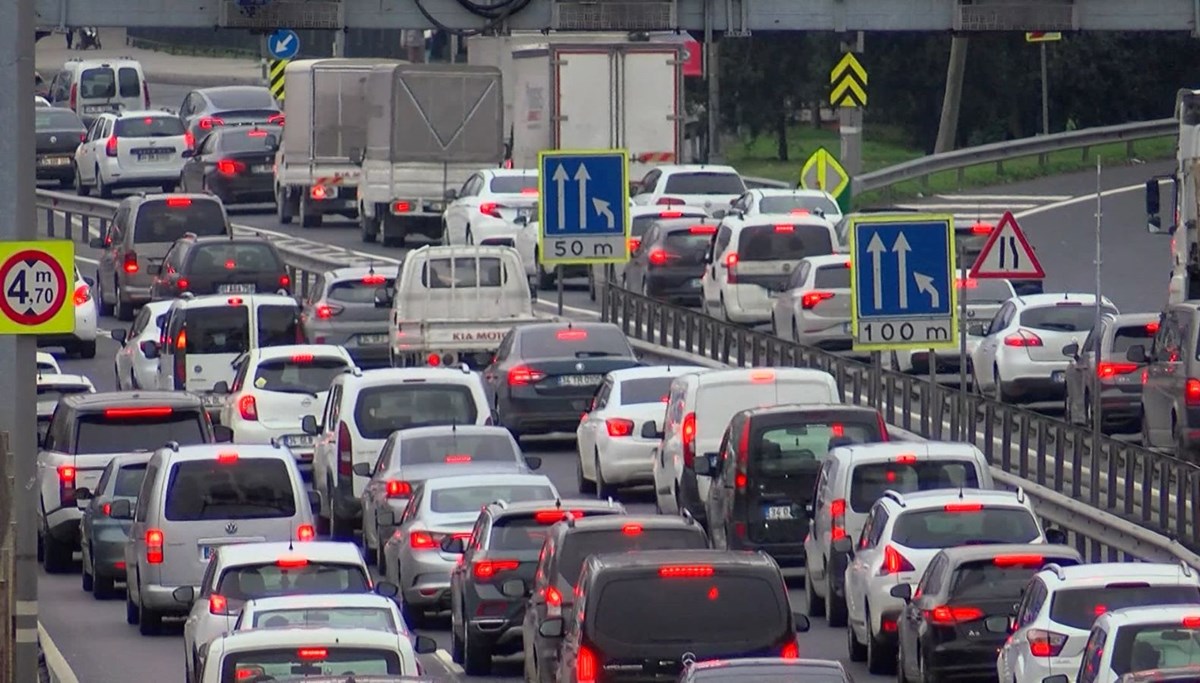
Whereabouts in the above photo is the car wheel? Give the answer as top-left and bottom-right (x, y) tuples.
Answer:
(866, 609), (897, 675)
(81, 556), (94, 592)
(361, 211), (380, 244)
(847, 618), (867, 662)
(93, 571), (116, 600)
(76, 340), (96, 359)
(792, 320), (801, 344)
(41, 531), (72, 574)
(536, 265), (555, 291)
(276, 186), (293, 225)
(126, 593), (140, 625)
(374, 534), (387, 574)
(300, 195), (323, 228)
(74, 164), (89, 196)
(114, 284), (134, 321)
(96, 166), (112, 198)
(576, 451), (595, 494)
(138, 597), (163, 635)
(462, 621), (492, 676)
(919, 652), (942, 683)
(450, 616), (465, 663)
(805, 569), (826, 617)
(595, 452), (616, 500)
(827, 589), (848, 627)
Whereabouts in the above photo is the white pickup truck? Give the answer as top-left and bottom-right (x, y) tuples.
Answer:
(380, 245), (543, 368)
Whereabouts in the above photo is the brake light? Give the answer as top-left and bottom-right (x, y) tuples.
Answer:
(1183, 616), (1200, 628)
(101, 503), (111, 517)
(789, 208), (810, 215)
(1147, 322), (1160, 333)
(971, 222), (994, 235)
(781, 641), (799, 659)
(994, 555), (1045, 567)
(216, 452), (238, 464)
(881, 546), (915, 575)
(545, 585), (563, 606)
(1004, 330), (1043, 347)
(337, 422), (352, 476)
(648, 249), (669, 266)
(122, 251), (139, 273)
(174, 329), (187, 389)
(286, 354), (313, 365)
(216, 159), (246, 176)
(473, 559), (520, 580)
(175, 278), (190, 291)
(426, 353), (441, 366)
(362, 273), (386, 285)
(198, 116), (224, 130)
(409, 531), (437, 549)
(314, 303), (343, 319)
(606, 418), (634, 437)
(508, 365), (546, 385)
(444, 454), (472, 463)
(105, 136), (117, 157)
(184, 131), (195, 149)
(830, 499), (847, 541)
(479, 202), (502, 218)
(386, 480), (412, 498)
(926, 605), (984, 625)
(238, 395), (258, 421)
(57, 465), (76, 506)
(146, 528), (164, 564)
(73, 284), (91, 306)
(104, 406), (173, 418)
(659, 565), (714, 578)
(557, 329), (588, 341)
(577, 645), (598, 683)
(724, 252), (739, 283)
(894, 454), (918, 465)
(297, 648), (327, 660)
(734, 418), (750, 490)
(801, 291), (835, 309)
(750, 369), (775, 383)
(956, 277), (979, 289)
(658, 211), (684, 218)
(391, 200), (411, 213)
(944, 502), (983, 512)
(681, 412), (696, 467)
(656, 197), (684, 206)
(68, 84), (77, 110)
(1098, 362), (1138, 379)
(296, 525), (315, 542)
(267, 113), (285, 126)
(627, 237), (642, 252)
(689, 225), (717, 234)
(1187, 379), (1200, 407)
(520, 187), (538, 195)
(209, 594), (228, 615)
(622, 524), (643, 535)
(774, 224), (795, 233)
(1028, 629), (1068, 656)
(535, 510), (585, 524)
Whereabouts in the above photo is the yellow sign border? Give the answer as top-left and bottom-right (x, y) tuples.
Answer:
(848, 214), (958, 351)
(799, 147), (850, 199)
(536, 149), (631, 267)
(0, 240), (77, 335)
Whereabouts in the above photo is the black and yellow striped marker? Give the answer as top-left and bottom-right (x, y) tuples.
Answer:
(269, 59), (288, 101)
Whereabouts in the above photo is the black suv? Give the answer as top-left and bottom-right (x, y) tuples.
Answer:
(541, 549), (810, 683)
(446, 498), (624, 675)
(150, 234), (290, 300)
(522, 515), (709, 683)
(696, 404), (888, 568)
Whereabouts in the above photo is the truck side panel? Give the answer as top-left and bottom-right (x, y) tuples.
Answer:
(510, 50), (552, 169)
(555, 49), (617, 150)
(621, 47), (683, 176)
(381, 64), (505, 164)
(311, 66), (373, 162)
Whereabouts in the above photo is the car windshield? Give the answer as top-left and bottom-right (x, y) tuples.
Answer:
(189, 243), (282, 275)
(1050, 585), (1200, 630)
(73, 410), (206, 454)
(251, 607), (397, 632)
(36, 109), (84, 130)
(849, 460), (981, 512)
(632, 213), (702, 237)
(489, 175), (537, 194)
(133, 200), (226, 242)
(1020, 304), (1117, 333)
(619, 377), (674, 405)
(327, 278), (395, 304)
(396, 432), (517, 467)
(163, 459), (296, 520)
(693, 670), (846, 683)
(253, 356), (348, 395)
(207, 88), (278, 110)
(759, 195), (839, 216)
(420, 257), (505, 288)
(219, 128), (281, 153)
(112, 463), (148, 497)
(79, 68), (116, 99)
(891, 507), (1041, 548)
(959, 278), (1014, 303)
(738, 224), (834, 261)
(258, 305), (301, 348)
(813, 263), (852, 289)
(557, 529), (708, 585)
(429, 484), (554, 513)
(518, 326), (633, 359)
(353, 385), (478, 439)
(222, 648), (402, 682)
(487, 515), (562, 551)
(183, 307), (250, 355)
(1110, 624), (1200, 675)
(36, 385), (92, 402)
(662, 172), (745, 195)
(114, 116), (185, 138)
(216, 562), (370, 603)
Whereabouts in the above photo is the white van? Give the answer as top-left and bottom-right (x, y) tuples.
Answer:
(154, 294), (303, 416)
(651, 367), (840, 520)
(46, 57), (149, 124)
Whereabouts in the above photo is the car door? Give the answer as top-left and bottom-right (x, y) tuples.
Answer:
(777, 260), (809, 338)
(98, 207), (126, 289)
(1065, 325), (1099, 420)
(999, 578), (1046, 679)
(77, 118), (101, 180)
(804, 458), (834, 583)
(577, 379), (612, 459)
(709, 423), (736, 547)
(482, 331), (515, 396)
(847, 505), (888, 629)
(899, 553), (946, 672)
(629, 225), (658, 291)
(361, 434), (397, 536)
(974, 302), (1015, 390)
(445, 174), (482, 238)
(1168, 308), (1195, 442)
(702, 226), (732, 306)
(632, 170), (662, 206)
(182, 133), (215, 190)
(1141, 311), (1173, 442)
(117, 305), (149, 384)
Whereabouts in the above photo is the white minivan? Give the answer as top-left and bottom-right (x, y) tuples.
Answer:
(651, 367), (841, 521)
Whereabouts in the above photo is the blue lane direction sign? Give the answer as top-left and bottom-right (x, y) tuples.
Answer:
(538, 150), (629, 266)
(850, 214), (958, 351)
(268, 29), (300, 60)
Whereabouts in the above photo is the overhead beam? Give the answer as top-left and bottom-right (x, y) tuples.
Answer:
(35, 0), (1199, 32)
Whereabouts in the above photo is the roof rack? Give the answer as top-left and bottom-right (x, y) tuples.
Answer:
(880, 490), (907, 507)
(1040, 563), (1069, 581)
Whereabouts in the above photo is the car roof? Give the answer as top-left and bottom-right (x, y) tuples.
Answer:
(198, 85), (272, 97)
(690, 658), (845, 672)
(421, 472), (553, 493)
(155, 443), (288, 462)
(800, 254), (852, 267)
(1037, 561), (1197, 587)
(487, 498), (621, 518)
(396, 425), (506, 441)
(727, 213), (836, 230)
(247, 344), (351, 363)
(127, 192), (221, 207)
(880, 487), (1028, 510)
(113, 110), (179, 120)
(214, 541), (364, 566)
(1096, 604), (1200, 627)
(173, 293), (297, 309)
(513, 321), (619, 334)
(213, 626), (405, 653)
(324, 265), (395, 281)
(184, 234), (269, 246)
(651, 217), (723, 231)
(557, 514), (701, 534)
(63, 390), (204, 412)
(484, 168), (536, 178)
(1109, 313), (1159, 327)
(242, 593), (399, 613)
(739, 402), (873, 420)
(1014, 293), (1114, 308)
(66, 57), (142, 69)
(830, 441), (984, 462)
(629, 205), (708, 218)
(586, 548), (778, 573)
(691, 367), (835, 386)
(751, 188), (837, 199)
(339, 366), (476, 387)
(108, 452), (155, 467)
(605, 365), (709, 383)
(936, 543), (1081, 565)
(654, 164), (740, 175)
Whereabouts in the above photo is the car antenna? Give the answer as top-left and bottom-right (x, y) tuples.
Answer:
(958, 487), (964, 499)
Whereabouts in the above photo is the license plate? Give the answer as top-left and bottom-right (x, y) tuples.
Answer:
(136, 151), (172, 161)
(282, 434), (314, 447)
(202, 394), (224, 407)
(358, 333), (388, 345)
(765, 505), (794, 520)
(1052, 371), (1066, 383)
(559, 374), (603, 387)
(218, 284), (256, 294)
(252, 164), (272, 173)
(39, 156), (70, 166)
(84, 105), (109, 113)
(201, 545), (215, 560)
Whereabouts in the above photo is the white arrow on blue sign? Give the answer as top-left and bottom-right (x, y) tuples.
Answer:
(268, 29), (300, 60)
(537, 150), (630, 267)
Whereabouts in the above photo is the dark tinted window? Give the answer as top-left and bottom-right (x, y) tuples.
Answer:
(1113, 324), (1157, 355)
(184, 306), (249, 354)
(217, 128), (281, 153)
(849, 460), (981, 512)
(74, 409), (206, 454)
(353, 385), (478, 439)
(488, 515), (562, 550)
(814, 264), (852, 289)
(117, 67), (141, 98)
(632, 212), (705, 237)
(737, 224), (834, 261)
(518, 326), (634, 359)
(36, 109), (84, 130)
(113, 463), (148, 497)
(593, 574), (787, 645)
(619, 377), (673, 405)
(133, 200), (226, 242)
(206, 88), (277, 110)
(960, 279), (1014, 303)
(557, 529), (708, 584)
(396, 432), (517, 467)
(114, 116), (185, 137)
(187, 242), (282, 275)
(662, 172), (745, 195)
(253, 356), (349, 395)
(1110, 624), (1200, 676)
(327, 278), (395, 304)
(489, 175), (537, 194)
(949, 560), (1060, 601)
(79, 68), (115, 99)
(37, 385), (92, 402)
(662, 229), (716, 264)
(755, 418), (884, 477)
(421, 257), (504, 288)
(1050, 585), (1200, 630)
(164, 458), (296, 520)
(1020, 304), (1118, 333)
(692, 670), (846, 683)
(216, 562), (370, 602)
(759, 195), (839, 216)
(891, 507), (1041, 549)
(221, 648), (400, 682)
(258, 305), (301, 348)
(429, 484), (554, 513)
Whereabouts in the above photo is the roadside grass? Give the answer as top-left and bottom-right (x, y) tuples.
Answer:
(125, 38), (258, 60)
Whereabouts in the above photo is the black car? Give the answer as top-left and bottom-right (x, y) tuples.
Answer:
(179, 125), (281, 205)
(36, 107), (86, 186)
(697, 404), (888, 568)
(623, 217), (719, 305)
(483, 322), (641, 439)
(894, 544), (1083, 682)
(679, 658), (852, 683)
(178, 85), (283, 143)
(523, 515), (709, 683)
(150, 234), (290, 300)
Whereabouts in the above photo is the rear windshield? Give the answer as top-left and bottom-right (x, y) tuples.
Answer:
(949, 559), (1061, 601)
(253, 357), (348, 395)
(593, 574), (787, 645)
(517, 326), (633, 359)
(619, 377), (673, 405)
(353, 385), (478, 439)
(208, 88), (277, 110)
(738, 224), (834, 261)
(188, 243), (282, 274)
(754, 417), (885, 476)
(114, 116), (185, 138)
(960, 279), (1014, 303)
(133, 201), (226, 242)
(662, 172), (745, 195)
(79, 68), (115, 99)
(1110, 625), (1200, 676)
(251, 607), (397, 632)
(36, 109), (84, 130)
(488, 515), (560, 550)
(395, 432), (517, 467)
(37, 385), (92, 402)
(849, 460), (982, 513)
(814, 264), (851, 289)
(490, 175), (537, 194)
(1113, 324), (1156, 355)
(1050, 585), (1200, 630)
(891, 507), (1040, 549)
(222, 648), (401, 682)
(327, 278), (395, 304)
(113, 463), (148, 497)
(421, 257), (504, 288)
(258, 305), (302, 348)
(117, 67), (141, 98)
(632, 212), (705, 236)
(219, 128), (281, 153)
(429, 484), (554, 513)
(163, 458), (296, 521)
(557, 529), (708, 584)
(183, 307), (249, 355)
(662, 229), (715, 264)
(216, 562), (370, 602)
(1020, 304), (1118, 333)
(759, 195), (839, 216)
(73, 410), (206, 454)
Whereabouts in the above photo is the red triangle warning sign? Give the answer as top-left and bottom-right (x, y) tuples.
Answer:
(968, 211), (1045, 279)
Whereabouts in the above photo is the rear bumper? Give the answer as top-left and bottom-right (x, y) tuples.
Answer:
(208, 174), (274, 203)
(503, 394), (592, 434)
(926, 637), (1008, 678)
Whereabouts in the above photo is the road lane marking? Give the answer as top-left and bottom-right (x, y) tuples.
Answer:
(936, 194), (1073, 202)
(38, 622), (80, 683)
(434, 648), (465, 675)
(1012, 182), (1143, 219)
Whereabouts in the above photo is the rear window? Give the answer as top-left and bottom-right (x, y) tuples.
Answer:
(74, 409), (206, 454)
(619, 377), (673, 405)
(208, 88), (278, 110)
(117, 67), (141, 98)
(253, 356), (349, 395)
(662, 229), (715, 264)
(1110, 624), (1200, 676)
(949, 559), (1067, 601)
(113, 463), (148, 497)
(488, 514), (570, 550)
(79, 68), (115, 99)
(662, 172), (745, 195)
(420, 257), (505, 288)
(1113, 323), (1156, 355)
(218, 128), (281, 153)
(891, 507), (1041, 549)
(327, 278), (395, 304)
(216, 562), (370, 602)
(37, 384), (92, 402)
(114, 116), (184, 138)
(814, 264), (851, 289)
(1020, 304), (1118, 333)
(759, 195), (839, 216)
(353, 384), (478, 439)
(631, 212), (705, 237)
(593, 573), (787, 645)
(258, 305), (302, 348)
(395, 432), (517, 467)
(36, 109), (84, 130)
(557, 528), (708, 584)
(1050, 585), (1200, 630)
(754, 417), (885, 477)
(163, 458), (297, 521)
(188, 242), (283, 275)
(960, 278), (1014, 304)
(222, 648), (401, 682)
(251, 607), (397, 632)
(517, 326), (634, 359)
(429, 484), (554, 513)
(183, 307), (249, 355)
(738, 224), (834, 261)
(133, 200), (226, 242)
(849, 460), (981, 513)
(489, 175), (537, 194)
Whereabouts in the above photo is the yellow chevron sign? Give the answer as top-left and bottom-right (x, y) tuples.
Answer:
(269, 59), (288, 101)
(829, 52), (867, 108)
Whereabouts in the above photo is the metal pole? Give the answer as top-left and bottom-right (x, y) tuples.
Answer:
(1092, 157), (1104, 436)
(838, 32), (864, 175)
(958, 251), (970, 440)
(1040, 42), (1050, 135)
(332, 30), (345, 57)
(703, 0), (721, 163)
(556, 266), (564, 316)
(0, 0), (40, 674)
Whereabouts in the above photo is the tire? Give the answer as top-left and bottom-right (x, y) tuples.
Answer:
(93, 572), (116, 600)
(360, 211), (380, 243)
(375, 534), (387, 574)
(866, 610), (897, 675)
(300, 196), (323, 228)
(41, 532), (73, 574)
(58, 177), (72, 189)
(115, 285), (134, 321)
(276, 187), (293, 225)
(805, 570), (826, 618)
(76, 340), (96, 359)
(847, 619), (867, 662)
(401, 598), (425, 630)
(595, 453), (616, 500)
(450, 619), (465, 663)
(363, 536), (378, 566)
(827, 589), (849, 627)
(126, 594), (140, 625)
(96, 167), (111, 199)
(576, 452), (596, 494)
(462, 623), (492, 676)
(81, 558), (94, 592)
(75, 165), (89, 196)
(96, 271), (114, 316)
(138, 598), (162, 636)
(537, 265), (555, 291)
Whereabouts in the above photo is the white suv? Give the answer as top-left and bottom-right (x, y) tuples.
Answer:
(74, 110), (188, 197)
(997, 562), (1200, 683)
(724, 188), (842, 224)
(840, 488), (1053, 675)
(631, 164), (746, 214)
(1065, 605), (1200, 683)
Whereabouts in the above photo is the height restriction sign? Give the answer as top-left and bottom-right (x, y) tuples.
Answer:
(0, 241), (76, 334)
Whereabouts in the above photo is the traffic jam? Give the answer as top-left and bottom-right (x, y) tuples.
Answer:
(30, 48), (1200, 683)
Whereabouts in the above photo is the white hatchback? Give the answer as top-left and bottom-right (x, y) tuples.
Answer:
(442, 168), (539, 245)
(200, 626), (432, 682)
(42, 265), (100, 359)
(112, 299), (174, 390)
(771, 254), (853, 350)
(74, 110), (188, 197)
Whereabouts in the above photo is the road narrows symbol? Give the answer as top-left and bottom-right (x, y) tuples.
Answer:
(0, 249), (68, 326)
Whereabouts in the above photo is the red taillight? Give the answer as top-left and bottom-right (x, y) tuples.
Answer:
(994, 554), (1045, 567)
(926, 605), (984, 626)
(656, 197), (684, 206)
(658, 211), (684, 218)
(508, 365), (546, 386)
(545, 585), (563, 606)
(184, 131), (195, 150)
(1183, 616), (1200, 628)
(606, 418), (634, 437)
(681, 412), (696, 467)
(1004, 330), (1043, 347)
(123, 251), (139, 273)
(781, 641), (799, 659)
(659, 565), (714, 578)
(177, 279), (190, 291)
(1147, 322), (1160, 334)
(68, 84), (77, 109)
(315, 303), (343, 319)
(557, 329), (588, 341)
(209, 594), (228, 615)
(238, 395), (258, 421)
(166, 197), (192, 207)
(724, 252), (739, 283)
(362, 273), (386, 286)
(577, 645), (598, 683)
(801, 291), (835, 309)
(279, 274), (290, 289)
(104, 406), (173, 418)
(198, 116), (224, 130)
(216, 159), (246, 176)
(944, 502), (984, 512)
(216, 452), (238, 464)
(105, 137), (118, 157)
(1028, 629), (1068, 656)
(894, 454), (918, 465)
(830, 498), (847, 541)
(535, 510), (585, 524)
(267, 113), (286, 126)
(689, 225), (717, 235)
(146, 528), (164, 564)
(386, 480), (412, 498)
(971, 222), (994, 235)
(1187, 379), (1200, 406)
(627, 237), (641, 253)
(296, 525), (315, 542)
(275, 556), (309, 568)
(648, 249), (669, 266)
(409, 531), (437, 549)
(473, 560), (520, 580)
(426, 353), (441, 367)
(622, 524), (643, 535)
(73, 284), (91, 306)
(479, 202), (502, 218)
(774, 224), (795, 233)
(750, 370), (776, 383)
(290, 353), (314, 364)
(1097, 362), (1138, 379)
(337, 422), (352, 477)
(391, 200), (411, 213)
(881, 546), (915, 575)
(734, 418), (750, 490)
(101, 503), (112, 517)
(956, 277), (979, 289)
(444, 454), (472, 463)
(57, 465), (76, 506)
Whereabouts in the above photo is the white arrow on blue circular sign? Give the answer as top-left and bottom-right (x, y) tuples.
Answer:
(268, 29), (300, 60)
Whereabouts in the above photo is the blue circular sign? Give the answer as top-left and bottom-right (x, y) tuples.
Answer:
(268, 29), (300, 60)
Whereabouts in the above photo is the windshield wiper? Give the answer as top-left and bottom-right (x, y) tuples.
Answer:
(575, 350), (617, 358)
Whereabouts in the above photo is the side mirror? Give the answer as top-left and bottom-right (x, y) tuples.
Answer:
(172, 586), (196, 605)
(538, 617), (564, 639)
(982, 615), (1010, 634)
(832, 536), (854, 557)
(1045, 527), (1067, 545)
(694, 452), (718, 476)
(74, 488), (92, 509)
(524, 455), (542, 471)
(88, 237), (104, 249)
(351, 462), (372, 478)
(500, 578), (527, 599)
(890, 584), (913, 601)
(374, 581), (400, 599)
(413, 635), (437, 655)
(1126, 344), (1148, 363)
(513, 215), (529, 226)
(212, 381), (230, 395)
(375, 507), (395, 527)
(109, 498), (133, 520)
(440, 535), (465, 554)
(213, 425), (234, 443)
(792, 614), (811, 633)
(444, 188), (458, 201)
(966, 322), (987, 337)
(641, 422), (663, 440)
(374, 287), (393, 309)
(110, 328), (128, 345)
(1061, 342), (1079, 358)
(307, 489), (321, 512)
(140, 340), (159, 359)
(349, 148), (364, 166)
(1146, 179), (1165, 234)
(300, 415), (320, 436)
(83, 276), (95, 287)
(180, 149), (194, 158)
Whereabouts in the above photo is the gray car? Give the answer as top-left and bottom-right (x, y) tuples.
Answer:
(301, 265), (396, 368)
(1063, 312), (1158, 433)
(78, 453), (151, 599)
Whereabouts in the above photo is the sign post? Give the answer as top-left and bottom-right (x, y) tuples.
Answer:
(267, 29), (298, 102)
(829, 39), (867, 176)
(799, 147), (852, 215)
(1025, 32), (1062, 135)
